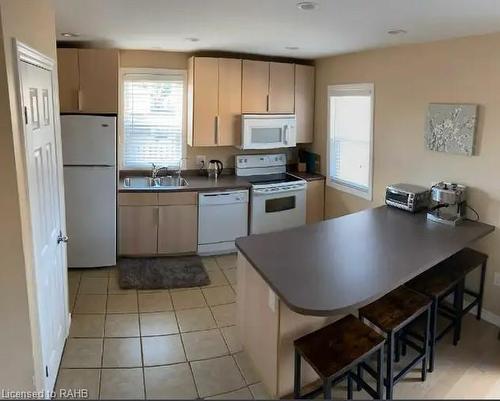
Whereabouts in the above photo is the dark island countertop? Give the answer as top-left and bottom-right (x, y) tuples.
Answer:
(235, 206), (494, 316)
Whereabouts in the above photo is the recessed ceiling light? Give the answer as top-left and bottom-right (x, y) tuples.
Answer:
(60, 32), (79, 38)
(285, 46), (300, 50)
(185, 37), (200, 42)
(387, 29), (407, 35)
(296, 1), (318, 11)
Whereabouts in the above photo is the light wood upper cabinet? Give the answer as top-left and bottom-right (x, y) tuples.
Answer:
(242, 60), (269, 113)
(57, 48), (79, 112)
(188, 57), (242, 147)
(119, 206), (158, 255)
(295, 64), (315, 143)
(218, 58), (242, 146)
(269, 62), (295, 113)
(190, 57), (219, 146)
(56, 48), (119, 113)
(306, 179), (325, 224)
(78, 49), (119, 113)
(158, 205), (198, 254)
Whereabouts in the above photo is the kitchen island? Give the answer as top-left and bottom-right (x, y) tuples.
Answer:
(235, 206), (494, 397)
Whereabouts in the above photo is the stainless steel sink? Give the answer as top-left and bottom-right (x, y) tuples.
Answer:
(123, 176), (189, 189)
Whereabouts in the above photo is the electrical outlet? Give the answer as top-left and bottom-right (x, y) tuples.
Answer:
(196, 155), (206, 169)
(494, 272), (500, 287)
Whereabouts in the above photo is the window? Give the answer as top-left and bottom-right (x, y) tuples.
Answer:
(327, 83), (374, 200)
(121, 69), (186, 169)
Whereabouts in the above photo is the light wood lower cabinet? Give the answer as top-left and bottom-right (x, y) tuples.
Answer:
(118, 192), (198, 256)
(306, 179), (325, 224)
(119, 206), (158, 255)
(158, 205), (198, 254)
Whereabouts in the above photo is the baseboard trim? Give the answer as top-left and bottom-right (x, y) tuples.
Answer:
(467, 304), (500, 328)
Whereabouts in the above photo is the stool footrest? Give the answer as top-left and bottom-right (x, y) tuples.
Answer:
(394, 354), (425, 383)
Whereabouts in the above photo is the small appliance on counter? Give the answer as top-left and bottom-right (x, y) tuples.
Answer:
(427, 182), (467, 226)
(385, 183), (430, 212)
(207, 159), (223, 179)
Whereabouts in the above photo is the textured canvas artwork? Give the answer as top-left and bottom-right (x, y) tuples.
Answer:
(425, 103), (478, 156)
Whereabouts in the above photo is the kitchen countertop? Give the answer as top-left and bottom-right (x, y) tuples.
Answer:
(118, 174), (252, 193)
(235, 205), (494, 316)
(288, 171), (325, 181)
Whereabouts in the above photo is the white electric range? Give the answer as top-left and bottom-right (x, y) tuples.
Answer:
(236, 154), (307, 234)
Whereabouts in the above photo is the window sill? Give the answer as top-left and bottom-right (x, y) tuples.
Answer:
(326, 179), (373, 201)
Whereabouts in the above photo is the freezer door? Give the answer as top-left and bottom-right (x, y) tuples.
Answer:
(64, 166), (116, 267)
(61, 114), (116, 166)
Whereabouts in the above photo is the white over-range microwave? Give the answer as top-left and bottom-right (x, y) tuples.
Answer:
(240, 114), (296, 149)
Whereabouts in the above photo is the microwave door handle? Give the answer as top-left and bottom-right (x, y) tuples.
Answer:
(283, 125), (288, 145)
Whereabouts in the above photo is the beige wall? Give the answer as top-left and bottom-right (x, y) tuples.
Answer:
(0, 0), (57, 391)
(312, 32), (500, 316)
(119, 49), (296, 170)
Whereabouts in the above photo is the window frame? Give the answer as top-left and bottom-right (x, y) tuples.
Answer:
(119, 67), (187, 171)
(326, 83), (375, 201)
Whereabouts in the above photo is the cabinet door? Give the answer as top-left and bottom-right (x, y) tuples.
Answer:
(306, 180), (325, 224)
(158, 205), (198, 254)
(192, 57), (219, 146)
(242, 60), (269, 113)
(78, 49), (119, 113)
(57, 48), (79, 112)
(119, 206), (158, 255)
(295, 65), (315, 143)
(269, 62), (295, 113)
(218, 58), (242, 146)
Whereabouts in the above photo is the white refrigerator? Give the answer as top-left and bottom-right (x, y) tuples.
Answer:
(61, 114), (117, 268)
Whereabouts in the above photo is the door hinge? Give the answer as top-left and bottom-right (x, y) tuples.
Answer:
(45, 365), (49, 378)
(24, 106), (29, 125)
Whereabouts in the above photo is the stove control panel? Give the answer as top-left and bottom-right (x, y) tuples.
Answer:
(236, 154), (286, 169)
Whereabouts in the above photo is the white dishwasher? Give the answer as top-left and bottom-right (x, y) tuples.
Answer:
(198, 190), (249, 255)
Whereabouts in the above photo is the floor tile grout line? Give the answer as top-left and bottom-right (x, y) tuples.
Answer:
(97, 272), (110, 400)
(172, 307), (200, 399)
(135, 286), (147, 400)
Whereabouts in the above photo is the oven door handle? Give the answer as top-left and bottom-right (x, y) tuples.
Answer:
(253, 186), (306, 196)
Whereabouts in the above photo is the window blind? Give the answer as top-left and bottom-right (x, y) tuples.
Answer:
(328, 85), (373, 194)
(123, 73), (184, 168)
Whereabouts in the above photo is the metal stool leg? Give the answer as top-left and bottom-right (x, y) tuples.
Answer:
(377, 347), (384, 400)
(477, 260), (487, 320)
(347, 372), (353, 400)
(323, 378), (332, 400)
(453, 279), (465, 345)
(385, 331), (395, 400)
(356, 364), (363, 391)
(395, 333), (400, 362)
(422, 307), (430, 382)
(294, 350), (301, 398)
(429, 297), (438, 372)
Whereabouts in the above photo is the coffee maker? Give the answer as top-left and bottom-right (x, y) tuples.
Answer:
(426, 182), (467, 226)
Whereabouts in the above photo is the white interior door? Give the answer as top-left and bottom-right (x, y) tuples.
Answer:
(20, 59), (67, 392)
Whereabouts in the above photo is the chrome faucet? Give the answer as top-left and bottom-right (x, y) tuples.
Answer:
(151, 163), (167, 179)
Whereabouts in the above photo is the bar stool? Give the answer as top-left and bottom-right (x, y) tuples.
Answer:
(359, 286), (432, 400)
(405, 247), (488, 372)
(293, 314), (385, 400)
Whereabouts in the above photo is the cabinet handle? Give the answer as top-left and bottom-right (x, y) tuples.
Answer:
(215, 116), (219, 145)
(77, 89), (82, 111)
(266, 94), (269, 112)
(155, 207), (159, 227)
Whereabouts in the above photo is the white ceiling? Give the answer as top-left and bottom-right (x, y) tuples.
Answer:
(55, 0), (500, 59)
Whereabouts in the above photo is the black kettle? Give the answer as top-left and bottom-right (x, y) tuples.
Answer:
(207, 160), (223, 178)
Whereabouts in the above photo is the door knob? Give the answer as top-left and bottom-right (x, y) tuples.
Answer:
(57, 231), (69, 244)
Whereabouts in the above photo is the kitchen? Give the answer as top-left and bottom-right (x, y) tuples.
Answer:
(0, 1), (500, 400)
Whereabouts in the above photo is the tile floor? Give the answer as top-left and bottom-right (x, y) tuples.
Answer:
(58, 253), (272, 400)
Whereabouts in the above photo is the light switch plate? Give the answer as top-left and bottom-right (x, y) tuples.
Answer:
(494, 272), (500, 287)
(196, 155), (206, 169)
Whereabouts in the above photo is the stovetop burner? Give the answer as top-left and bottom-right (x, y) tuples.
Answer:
(246, 173), (304, 186)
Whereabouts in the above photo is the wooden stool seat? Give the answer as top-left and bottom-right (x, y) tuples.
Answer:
(359, 286), (431, 332)
(359, 286), (432, 399)
(405, 247), (488, 372)
(293, 314), (385, 399)
(294, 315), (384, 379)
